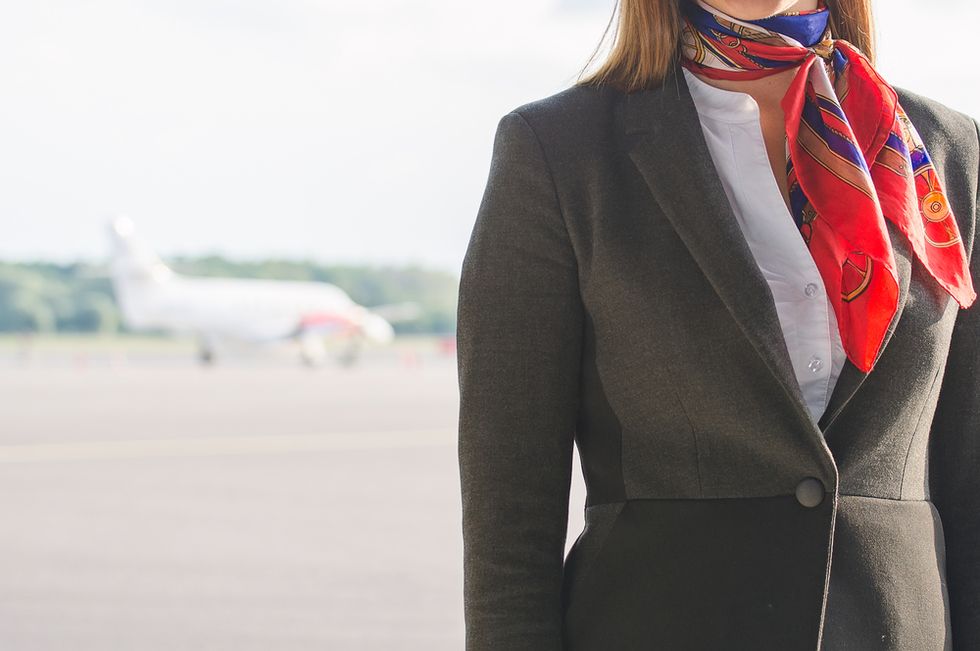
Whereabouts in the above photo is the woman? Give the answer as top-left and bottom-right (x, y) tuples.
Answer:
(456, 0), (980, 648)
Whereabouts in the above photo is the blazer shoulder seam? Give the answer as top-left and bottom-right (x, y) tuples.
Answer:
(507, 109), (573, 238)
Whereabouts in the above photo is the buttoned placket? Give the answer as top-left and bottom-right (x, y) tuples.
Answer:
(682, 67), (846, 425)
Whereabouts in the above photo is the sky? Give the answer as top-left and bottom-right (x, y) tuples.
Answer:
(0, 0), (975, 275)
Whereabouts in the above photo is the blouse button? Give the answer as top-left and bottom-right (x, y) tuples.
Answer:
(804, 282), (818, 297)
(808, 356), (824, 373)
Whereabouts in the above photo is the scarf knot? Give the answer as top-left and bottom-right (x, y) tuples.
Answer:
(808, 36), (835, 61)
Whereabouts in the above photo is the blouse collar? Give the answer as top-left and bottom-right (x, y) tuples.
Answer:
(682, 66), (761, 124)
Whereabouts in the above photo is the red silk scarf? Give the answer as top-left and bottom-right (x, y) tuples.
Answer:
(679, 0), (976, 372)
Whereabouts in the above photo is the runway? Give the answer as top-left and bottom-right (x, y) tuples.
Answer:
(0, 337), (587, 650)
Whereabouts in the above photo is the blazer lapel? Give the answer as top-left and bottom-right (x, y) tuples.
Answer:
(620, 61), (912, 438)
(817, 223), (913, 433)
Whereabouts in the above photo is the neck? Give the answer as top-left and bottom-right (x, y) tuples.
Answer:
(700, 0), (818, 20)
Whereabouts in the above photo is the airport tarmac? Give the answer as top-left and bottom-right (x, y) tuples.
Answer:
(0, 337), (587, 650)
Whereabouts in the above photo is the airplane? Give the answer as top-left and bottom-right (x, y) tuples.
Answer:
(106, 216), (419, 366)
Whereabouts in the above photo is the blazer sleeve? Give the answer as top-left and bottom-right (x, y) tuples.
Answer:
(928, 116), (980, 648)
(456, 110), (584, 650)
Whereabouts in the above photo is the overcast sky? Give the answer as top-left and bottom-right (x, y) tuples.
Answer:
(0, 0), (975, 274)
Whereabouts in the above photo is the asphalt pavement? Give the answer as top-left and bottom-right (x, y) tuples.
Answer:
(0, 340), (587, 650)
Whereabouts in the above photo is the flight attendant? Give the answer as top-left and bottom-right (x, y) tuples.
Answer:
(457, 0), (980, 648)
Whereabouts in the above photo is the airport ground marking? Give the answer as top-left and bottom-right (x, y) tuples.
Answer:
(0, 429), (456, 463)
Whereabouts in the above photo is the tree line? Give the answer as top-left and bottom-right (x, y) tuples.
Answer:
(0, 258), (458, 335)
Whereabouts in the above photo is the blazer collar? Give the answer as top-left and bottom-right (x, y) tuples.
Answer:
(620, 60), (913, 440)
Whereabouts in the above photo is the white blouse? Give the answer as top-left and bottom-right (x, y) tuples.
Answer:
(681, 66), (847, 426)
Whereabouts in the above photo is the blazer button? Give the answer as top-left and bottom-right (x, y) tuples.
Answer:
(795, 477), (825, 508)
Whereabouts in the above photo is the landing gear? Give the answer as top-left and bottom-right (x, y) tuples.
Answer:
(299, 333), (327, 368)
(197, 337), (216, 365)
(336, 334), (364, 367)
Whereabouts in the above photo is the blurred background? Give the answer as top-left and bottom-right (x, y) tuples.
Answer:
(0, 1), (976, 649)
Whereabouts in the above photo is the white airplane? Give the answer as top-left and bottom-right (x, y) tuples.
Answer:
(107, 217), (418, 366)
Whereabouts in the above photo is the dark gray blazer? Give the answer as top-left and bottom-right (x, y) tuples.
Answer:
(456, 58), (980, 650)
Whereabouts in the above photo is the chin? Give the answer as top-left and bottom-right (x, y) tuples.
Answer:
(717, 0), (814, 20)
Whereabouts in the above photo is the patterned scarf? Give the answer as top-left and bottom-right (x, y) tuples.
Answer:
(679, 0), (976, 372)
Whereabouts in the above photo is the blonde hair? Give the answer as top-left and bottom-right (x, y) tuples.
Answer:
(576, 0), (877, 93)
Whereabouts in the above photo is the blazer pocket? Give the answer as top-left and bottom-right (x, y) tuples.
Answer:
(561, 500), (627, 616)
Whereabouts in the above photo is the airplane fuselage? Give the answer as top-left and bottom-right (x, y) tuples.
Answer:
(116, 275), (363, 342)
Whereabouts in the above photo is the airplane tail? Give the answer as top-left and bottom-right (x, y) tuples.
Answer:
(106, 216), (174, 327)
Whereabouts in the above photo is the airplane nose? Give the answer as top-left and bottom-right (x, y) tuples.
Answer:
(361, 313), (395, 344)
